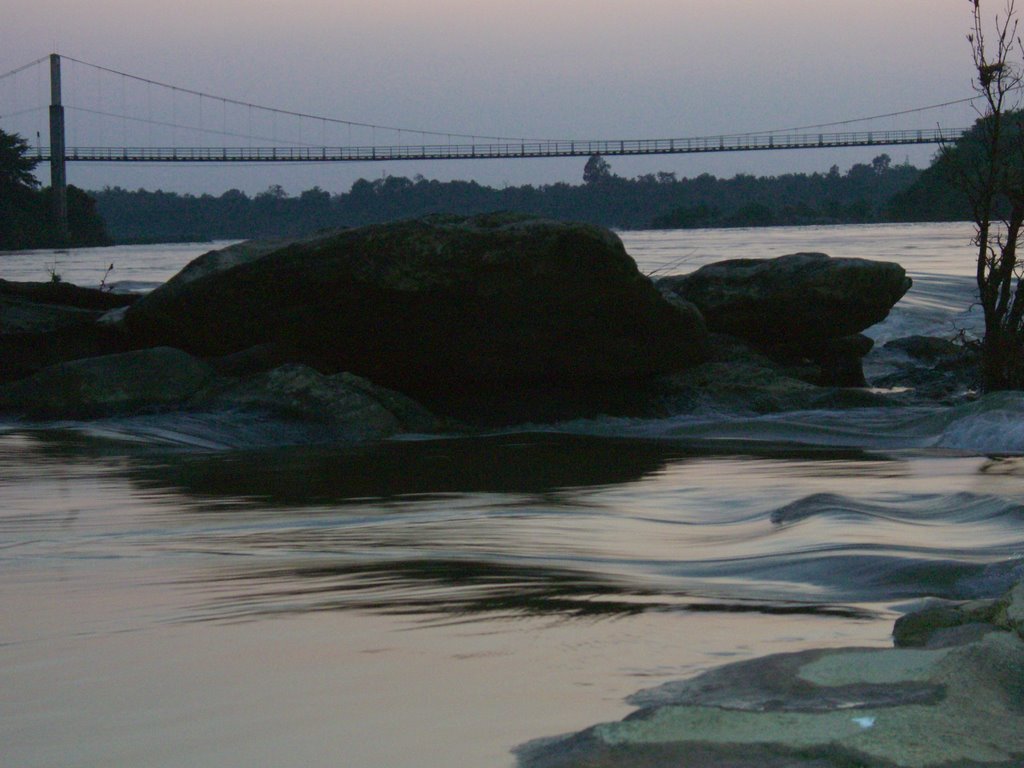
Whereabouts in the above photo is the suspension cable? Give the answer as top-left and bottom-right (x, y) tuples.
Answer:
(58, 54), (539, 143)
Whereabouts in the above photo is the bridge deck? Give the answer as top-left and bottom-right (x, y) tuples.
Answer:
(28, 127), (963, 163)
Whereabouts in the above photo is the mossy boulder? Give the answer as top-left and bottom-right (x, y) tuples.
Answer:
(0, 346), (214, 418)
(198, 364), (442, 439)
(123, 214), (709, 421)
(657, 253), (910, 351)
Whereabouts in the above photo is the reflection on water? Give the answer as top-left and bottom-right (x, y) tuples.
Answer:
(128, 433), (689, 503)
(5, 431), (1022, 634)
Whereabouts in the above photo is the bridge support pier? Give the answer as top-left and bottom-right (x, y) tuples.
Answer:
(48, 54), (68, 242)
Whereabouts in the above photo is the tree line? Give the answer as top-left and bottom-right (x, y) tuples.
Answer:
(91, 153), (924, 243)
(1, 117), (973, 249)
(0, 130), (110, 250)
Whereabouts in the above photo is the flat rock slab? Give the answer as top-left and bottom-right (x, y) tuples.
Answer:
(516, 631), (1024, 768)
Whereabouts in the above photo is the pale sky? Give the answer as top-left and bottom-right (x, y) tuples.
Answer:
(1, 1), (981, 195)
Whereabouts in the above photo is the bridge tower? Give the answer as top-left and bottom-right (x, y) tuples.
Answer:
(48, 54), (68, 241)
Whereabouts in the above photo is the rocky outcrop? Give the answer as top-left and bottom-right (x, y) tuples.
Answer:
(0, 280), (139, 383)
(0, 348), (442, 441)
(892, 598), (1006, 648)
(893, 576), (1024, 649)
(651, 333), (889, 414)
(517, 577), (1024, 768)
(658, 253), (912, 386)
(122, 214), (710, 421)
(0, 279), (135, 335)
(152, 233), (327, 292)
(0, 222), (928, 426)
(657, 252), (911, 348)
(198, 364), (442, 439)
(872, 335), (980, 403)
(0, 346), (215, 418)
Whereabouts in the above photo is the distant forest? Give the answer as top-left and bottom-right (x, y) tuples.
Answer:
(0, 129), (110, 250)
(92, 153), (943, 243)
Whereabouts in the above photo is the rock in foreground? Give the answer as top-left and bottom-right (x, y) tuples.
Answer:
(123, 214), (710, 421)
(517, 579), (1024, 768)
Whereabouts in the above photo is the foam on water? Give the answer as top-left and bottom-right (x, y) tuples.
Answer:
(863, 272), (982, 346)
(3, 389), (1021, 457)
(542, 392), (1024, 456)
(936, 391), (1024, 453)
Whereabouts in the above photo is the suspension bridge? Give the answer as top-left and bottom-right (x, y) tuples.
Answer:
(2, 54), (977, 235)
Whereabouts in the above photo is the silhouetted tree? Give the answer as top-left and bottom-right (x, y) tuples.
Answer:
(871, 154), (893, 175)
(0, 129), (39, 192)
(0, 128), (109, 249)
(583, 154), (612, 184)
(945, 0), (1024, 390)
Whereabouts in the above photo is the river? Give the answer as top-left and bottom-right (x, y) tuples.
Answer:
(3, 222), (1024, 767)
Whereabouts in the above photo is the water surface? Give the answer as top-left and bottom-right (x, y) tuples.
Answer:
(4, 222), (1022, 768)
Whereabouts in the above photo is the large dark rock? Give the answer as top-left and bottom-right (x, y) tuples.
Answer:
(123, 214), (709, 420)
(657, 252), (911, 357)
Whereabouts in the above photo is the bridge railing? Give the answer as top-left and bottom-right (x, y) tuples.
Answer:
(26, 127), (966, 162)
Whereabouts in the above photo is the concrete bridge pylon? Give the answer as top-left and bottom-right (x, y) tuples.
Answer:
(48, 53), (67, 242)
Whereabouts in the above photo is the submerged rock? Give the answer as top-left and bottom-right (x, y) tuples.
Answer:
(871, 335), (980, 403)
(892, 598), (1004, 648)
(518, 585), (1024, 768)
(652, 333), (889, 414)
(122, 214), (710, 422)
(883, 335), (971, 365)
